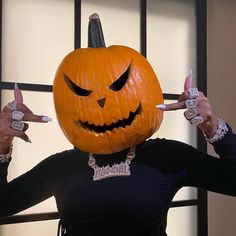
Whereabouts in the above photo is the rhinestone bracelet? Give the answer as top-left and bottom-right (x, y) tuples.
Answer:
(0, 144), (13, 164)
(204, 118), (228, 143)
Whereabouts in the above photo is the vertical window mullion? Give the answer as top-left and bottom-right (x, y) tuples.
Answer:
(74, 0), (81, 49)
(140, 0), (147, 57)
(196, 0), (208, 235)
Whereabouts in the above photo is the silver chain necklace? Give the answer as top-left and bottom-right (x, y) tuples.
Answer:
(88, 147), (136, 181)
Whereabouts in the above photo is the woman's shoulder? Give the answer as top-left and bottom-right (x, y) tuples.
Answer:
(140, 137), (197, 153)
(51, 147), (86, 158)
(33, 148), (89, 174)
(136, 137), (203, 170)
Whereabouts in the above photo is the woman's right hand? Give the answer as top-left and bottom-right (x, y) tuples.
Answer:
(0, 84), (52, 154)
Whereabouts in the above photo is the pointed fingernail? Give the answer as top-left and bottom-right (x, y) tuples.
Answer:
(156, 104), (166, 110)
(42, 116), (53, 122)
(14, 83), (19, 90)
(189, 68), (193, 77)
(27, 137), (32, 143)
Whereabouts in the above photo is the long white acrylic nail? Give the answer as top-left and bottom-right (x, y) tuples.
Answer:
(156, 104), (166, 110)
(42, 116), (53, 122)
(189, 68), (193, 77)
(27, 137), (32, 143)
(14, 83), (19, 90)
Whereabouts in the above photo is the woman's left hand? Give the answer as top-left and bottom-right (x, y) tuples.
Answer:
(156, 72), (218, 138)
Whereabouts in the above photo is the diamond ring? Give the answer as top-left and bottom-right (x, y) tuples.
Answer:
(184, 108), (198, 120)
(7, 101), (17, 111)
(11, 121), (24, 131)
(185, 99), (197, 109)
(190, 116), (204, 126)
(12, 111), (24, 121)
(187, 88), (199, 99)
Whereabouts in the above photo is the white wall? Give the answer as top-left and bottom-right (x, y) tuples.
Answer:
(207, 0), (236, 235)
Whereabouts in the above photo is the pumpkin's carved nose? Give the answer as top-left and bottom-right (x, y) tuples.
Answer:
(97, 97), (106, 108)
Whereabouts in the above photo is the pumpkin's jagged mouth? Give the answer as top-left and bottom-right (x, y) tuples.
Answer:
(75, 103), (142, 133)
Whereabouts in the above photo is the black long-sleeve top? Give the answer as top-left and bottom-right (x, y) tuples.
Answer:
(1, 126), (236, 236)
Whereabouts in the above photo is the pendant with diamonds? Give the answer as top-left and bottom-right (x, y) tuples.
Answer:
(88, 147), (136, 181)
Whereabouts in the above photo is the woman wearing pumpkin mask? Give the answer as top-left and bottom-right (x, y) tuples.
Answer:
(1, 14), (236, 236)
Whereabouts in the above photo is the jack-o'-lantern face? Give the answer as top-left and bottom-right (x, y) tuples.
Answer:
(53, 14), (163, 154)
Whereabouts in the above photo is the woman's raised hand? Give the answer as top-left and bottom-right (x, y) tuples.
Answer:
(157, 71), (218, 138)
(0, 84), (52, 153)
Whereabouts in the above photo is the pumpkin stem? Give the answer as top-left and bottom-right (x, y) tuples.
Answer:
(88, 13), (106, 48)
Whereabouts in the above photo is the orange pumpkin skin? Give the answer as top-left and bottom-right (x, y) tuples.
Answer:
(53, 45), (163, 154)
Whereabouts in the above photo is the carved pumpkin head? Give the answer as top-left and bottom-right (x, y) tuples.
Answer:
(53, 14), (163, 154)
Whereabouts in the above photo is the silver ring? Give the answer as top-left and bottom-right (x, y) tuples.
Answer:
(11, 121), (24, 131)
(190, 116), (204, 126)
(184, 108), (198, 120)
(185, 99), (197, 109)
(12, 111), (24, 121)
(7, 101), (17, 111)
(187, 88), (199, 99)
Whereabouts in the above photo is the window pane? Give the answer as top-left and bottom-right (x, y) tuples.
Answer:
(81, 0), (140, 51)
(2, 0), (74, 84)
(167, 206), (197, 236)
(1, 90), (72, 214)
(147, 0), (197, 94)
(173, 187), (197, 201)
(0, 220), (58, 236)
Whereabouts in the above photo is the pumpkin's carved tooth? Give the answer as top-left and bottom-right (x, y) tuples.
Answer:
(87, 120), (99, 126)
(130, 104), (140, 114)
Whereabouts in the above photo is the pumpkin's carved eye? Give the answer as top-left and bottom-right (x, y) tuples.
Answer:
(64, 74), (92, 97)
(109, 63), (131, 91)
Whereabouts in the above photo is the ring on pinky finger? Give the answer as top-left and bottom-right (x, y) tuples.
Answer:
(190, 116), (204, 126)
